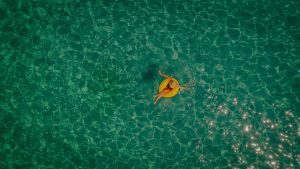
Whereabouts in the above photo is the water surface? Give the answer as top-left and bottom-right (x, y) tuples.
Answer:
(0, 0), (299, 168)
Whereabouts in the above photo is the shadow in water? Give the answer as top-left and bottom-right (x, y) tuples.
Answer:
(142, 63), (159, 82)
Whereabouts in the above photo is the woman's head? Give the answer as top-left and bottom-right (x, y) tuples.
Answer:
(169, 80), (177, 88)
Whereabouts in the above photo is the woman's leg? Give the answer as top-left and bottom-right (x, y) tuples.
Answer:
(154, 94), (163, 104)
(153, 90), (164, 98)
(153, 90), (170, 104)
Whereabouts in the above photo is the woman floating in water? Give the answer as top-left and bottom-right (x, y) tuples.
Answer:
(154, 70), (190, 104)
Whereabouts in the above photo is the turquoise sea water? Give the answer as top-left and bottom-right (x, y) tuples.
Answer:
(1, 0), (299, 168)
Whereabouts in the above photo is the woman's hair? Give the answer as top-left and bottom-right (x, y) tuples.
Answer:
(169, 80), (176, 88)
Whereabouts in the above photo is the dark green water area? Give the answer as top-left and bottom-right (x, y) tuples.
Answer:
(0, 0), (300, 168)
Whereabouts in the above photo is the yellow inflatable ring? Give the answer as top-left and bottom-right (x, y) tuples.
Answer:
(159, 78), (180, 98)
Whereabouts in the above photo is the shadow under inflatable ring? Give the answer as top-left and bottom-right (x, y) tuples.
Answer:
(159, 78), (180, 98)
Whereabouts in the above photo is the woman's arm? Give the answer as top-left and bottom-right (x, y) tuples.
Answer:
(159, 70), (172, 80)
(179, 85), (190, 91)
(174, 83), (190, 91)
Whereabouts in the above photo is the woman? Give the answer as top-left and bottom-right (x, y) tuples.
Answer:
(154, 71), (190, 104)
